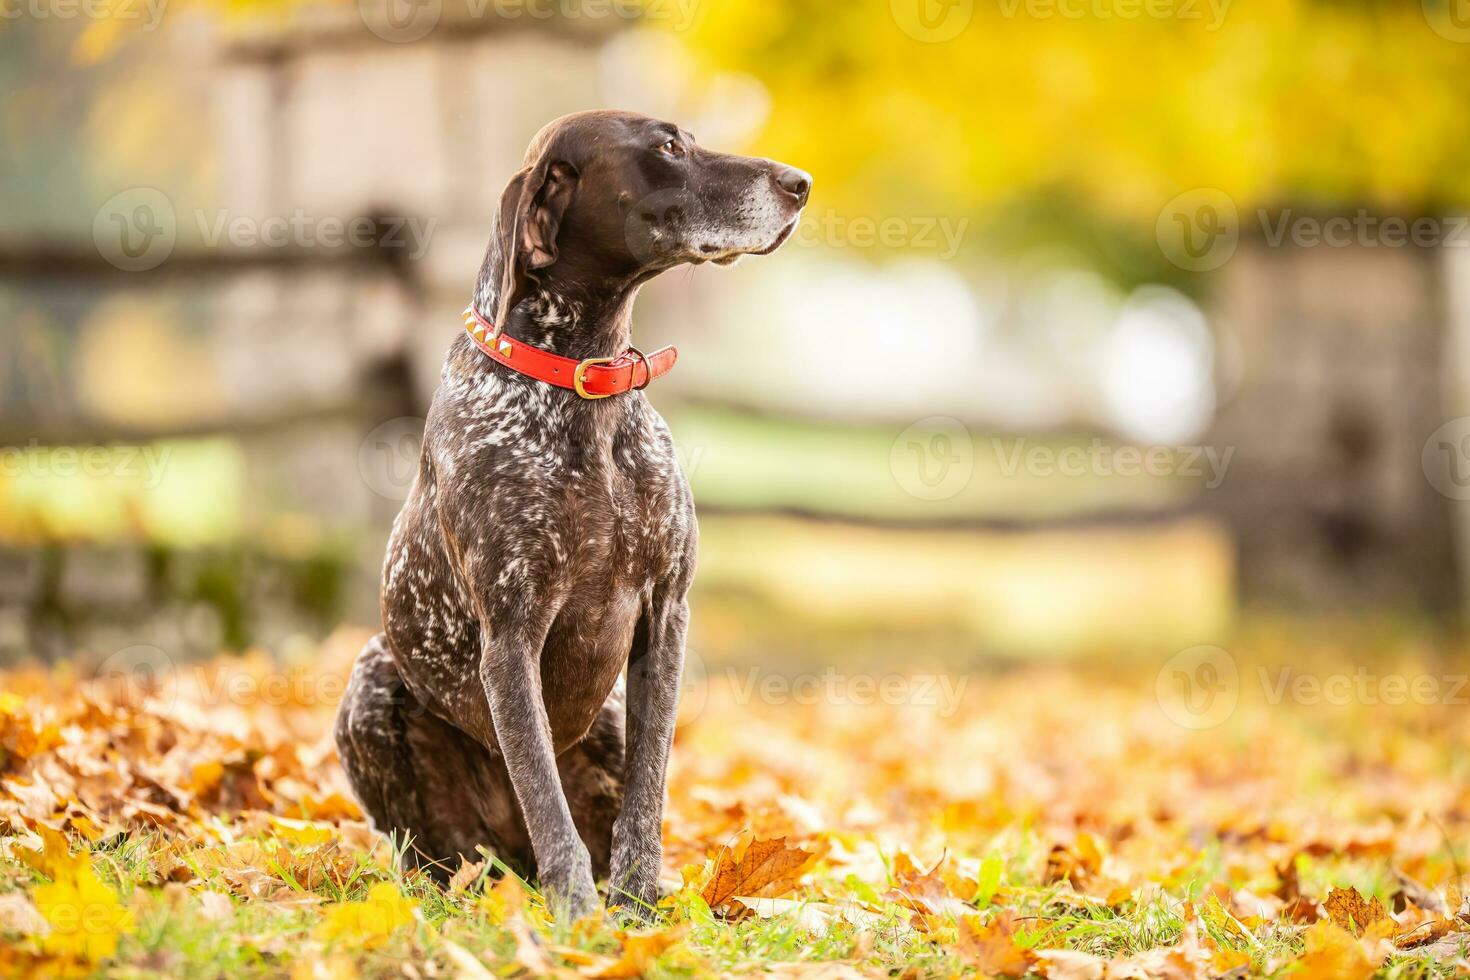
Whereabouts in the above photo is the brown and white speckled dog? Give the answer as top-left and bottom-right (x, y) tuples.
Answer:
(334, 110), (810, 919)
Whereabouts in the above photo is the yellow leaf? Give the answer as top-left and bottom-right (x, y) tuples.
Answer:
(33, 865), (136, 963)
(478, 875), (530, 925)
(20, 827), (90, 884)
(315, 883), (417, 949)
(1295, 921), (1374, 980)
(269, 816), (336, 847)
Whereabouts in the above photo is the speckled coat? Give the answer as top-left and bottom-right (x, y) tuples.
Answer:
(334, 110), (810, 920)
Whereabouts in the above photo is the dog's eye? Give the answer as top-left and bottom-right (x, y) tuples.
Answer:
(659, 139), (681, 156)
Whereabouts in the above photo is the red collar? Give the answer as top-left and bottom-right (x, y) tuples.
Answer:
(462, 306), (677, 400)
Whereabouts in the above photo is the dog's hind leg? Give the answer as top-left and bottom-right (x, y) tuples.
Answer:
(336, 634), (531, 883)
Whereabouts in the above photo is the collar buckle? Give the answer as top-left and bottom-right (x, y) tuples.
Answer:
(573, 357), (616, 399)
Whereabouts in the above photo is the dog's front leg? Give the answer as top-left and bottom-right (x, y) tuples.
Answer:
(481, 624), (599, 919)
(610, 591), (689, 919)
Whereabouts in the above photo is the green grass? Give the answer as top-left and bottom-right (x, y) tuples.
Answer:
(3, 830), (1466, 978)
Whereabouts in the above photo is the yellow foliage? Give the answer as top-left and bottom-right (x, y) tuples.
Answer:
(24, 833), (136, 965)
(672, 0), (1470, 228)
(315, 883), (418, 949)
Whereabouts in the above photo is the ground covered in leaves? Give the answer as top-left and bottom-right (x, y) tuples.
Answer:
(3, 626), (1470, 977)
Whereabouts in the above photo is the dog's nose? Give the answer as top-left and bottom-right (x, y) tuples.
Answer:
(775, 166), (812, 207)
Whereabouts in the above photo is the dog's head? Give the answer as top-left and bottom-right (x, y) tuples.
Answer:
(483, 109), (811, 325)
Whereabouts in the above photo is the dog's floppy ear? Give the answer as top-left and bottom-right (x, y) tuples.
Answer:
(488, 159), (580, 327)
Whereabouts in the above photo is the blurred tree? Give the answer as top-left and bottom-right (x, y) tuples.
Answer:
(673, 0), (1470, 282)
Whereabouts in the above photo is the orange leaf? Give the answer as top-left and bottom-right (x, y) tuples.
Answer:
(700, 835), (823, 909)
(957, 910), (1036, 978)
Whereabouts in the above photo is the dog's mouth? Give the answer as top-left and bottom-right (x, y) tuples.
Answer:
(753, 219), (798, 255)
(704, 219), (798, 266)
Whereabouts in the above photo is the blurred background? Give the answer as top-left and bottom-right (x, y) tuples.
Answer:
(3, 0), (1470, 674)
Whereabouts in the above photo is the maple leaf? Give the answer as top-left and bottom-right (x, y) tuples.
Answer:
(956, 910), (1035, 978)
(885, 852), (970, 918)
(1323, 886), (1388, 936)
(700, 834), (823, 910)
(314, 883), (417, 949)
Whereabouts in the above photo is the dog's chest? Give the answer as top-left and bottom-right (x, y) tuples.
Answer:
(408, 370), (692, 625)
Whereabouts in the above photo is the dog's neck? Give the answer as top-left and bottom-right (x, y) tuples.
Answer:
(472, 275), (638, 363)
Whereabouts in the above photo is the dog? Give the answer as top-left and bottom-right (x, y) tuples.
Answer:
(335, 110), (810, 919)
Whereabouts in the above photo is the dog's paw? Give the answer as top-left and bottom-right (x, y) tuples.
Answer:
(607, 882), (661, 924)
(545, 878), (601, 922)
(606, 864), (662, 921)
(540, 859), (602, 921)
